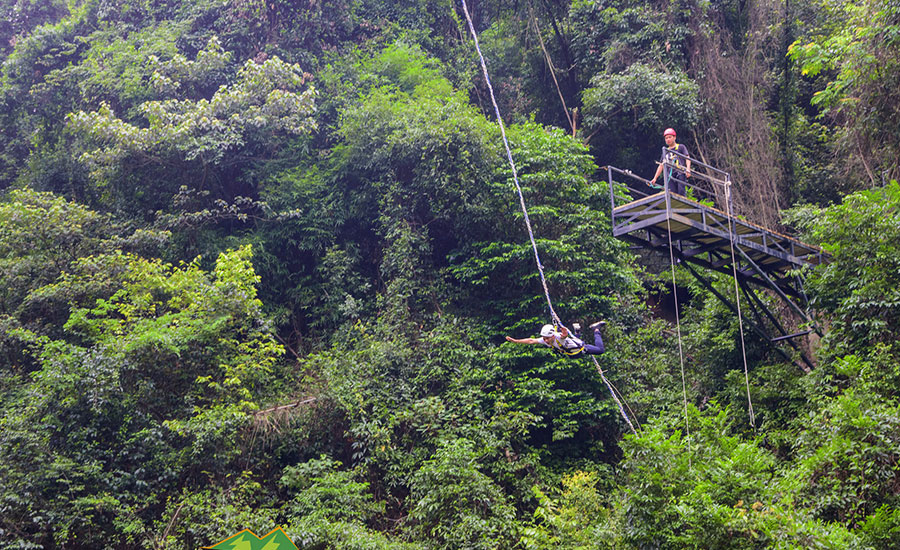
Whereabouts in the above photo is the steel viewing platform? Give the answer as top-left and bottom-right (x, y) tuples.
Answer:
(606, 159), (828, 372)
(611, 191), (826, 299)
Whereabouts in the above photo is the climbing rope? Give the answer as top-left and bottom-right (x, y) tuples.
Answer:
(592, 355), (638, 434)
(724, 181), (756, 428)
(602, 364), (641, 432)
(459, 0), (637, 436)
(662, 174), (757, 435)
(663, 189), (692, 465)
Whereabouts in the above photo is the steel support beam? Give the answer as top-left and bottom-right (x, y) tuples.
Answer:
(680, 262), (806, 372)
(732, 245), (823, 337)
(737, 278), (815, 372)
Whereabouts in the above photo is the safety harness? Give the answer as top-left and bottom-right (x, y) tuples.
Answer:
(546, 331), (586, 357)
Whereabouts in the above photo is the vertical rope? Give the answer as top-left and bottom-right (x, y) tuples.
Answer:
(459, 0), (560, 327)
(664, 185), (692, 467)
(526, 3), (574, 134)
(725, 181), (756, 428)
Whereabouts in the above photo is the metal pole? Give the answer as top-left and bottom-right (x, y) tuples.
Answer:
(608, 165), (616, 222)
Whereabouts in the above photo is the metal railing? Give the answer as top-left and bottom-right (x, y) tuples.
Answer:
(606, 150), (733, 213)
(660, 147), (732, 208)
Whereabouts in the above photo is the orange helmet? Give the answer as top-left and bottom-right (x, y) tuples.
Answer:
(663, 128), (677, 137)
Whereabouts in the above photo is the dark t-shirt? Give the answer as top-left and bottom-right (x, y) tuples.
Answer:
(661, 143), (689, 195)
(661, 143), (689, 173)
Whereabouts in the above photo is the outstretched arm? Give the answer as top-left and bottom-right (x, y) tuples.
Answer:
(651, 162), (663, 184)
(506, 336), (541, 345)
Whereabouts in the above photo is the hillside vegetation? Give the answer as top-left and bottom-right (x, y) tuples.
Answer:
(0, 0), (898, 548)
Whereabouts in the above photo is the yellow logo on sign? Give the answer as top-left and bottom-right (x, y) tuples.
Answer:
(203, 527), (298, 550)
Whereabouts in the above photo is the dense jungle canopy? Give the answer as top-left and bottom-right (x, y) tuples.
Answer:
(0, 0), (899, 548)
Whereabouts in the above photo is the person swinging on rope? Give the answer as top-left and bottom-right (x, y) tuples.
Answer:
(505, 321), (606, 357)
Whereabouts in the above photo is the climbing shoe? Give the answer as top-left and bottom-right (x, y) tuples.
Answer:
(589, 321), (606, 331)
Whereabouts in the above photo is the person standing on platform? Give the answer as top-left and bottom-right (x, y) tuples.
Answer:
(650, 128), (691, 196)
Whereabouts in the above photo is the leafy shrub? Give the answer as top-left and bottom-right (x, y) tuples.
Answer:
(786, 182), (900, 354)
(789, 389), (900, 527)
(406, 438), (517, 549)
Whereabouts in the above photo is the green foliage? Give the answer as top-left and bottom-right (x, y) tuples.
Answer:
(569, 0), (689, 77)
(520, 470), (615, 549)
(582, 63), (700, 136)
(0, 188), (111, 314)
(785, 113), (846, 205)
(68, 48), (316, 175)
(580, 63), (700, 167)
(281, 455), (383, 524)
(568, 0), (699, 165)
(310, 319), (500, 480)
(474, 18), (552, 126)
(788, 0), (900, 184)
(407, 438), (517, 549)
(363, 41), (455, 97)
(789, 388), (900, 527)
(258, 41), (644, 338)
(449, 122), (639, 329)
(152, 471), (282, 550)
(612, 403), (866, 549)
(859, 505), (900, 549)
(1, 1), (900, 548)
(0, 5), (94, 187)
(619, 405), (766, 548)
(287, 522), (416, 550)
(60, 245), (281, 419)
(0, 4), (88, 99)
(299, 317), (548, 545)
(69, 23), (194, 112)
(0, 244), (283, 547)
(0, 0), (69, 59)
(779, 181), (900, 546)
(319, 69), (645, 462)
(788, 1), (897, 113)
(183, 454), (410, 550)
(785, 182), (900, 352)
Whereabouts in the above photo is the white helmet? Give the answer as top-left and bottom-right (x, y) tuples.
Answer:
(540, 324), (556, 337)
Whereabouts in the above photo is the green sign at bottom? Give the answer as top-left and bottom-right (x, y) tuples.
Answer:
(203, 527), (298, 550)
